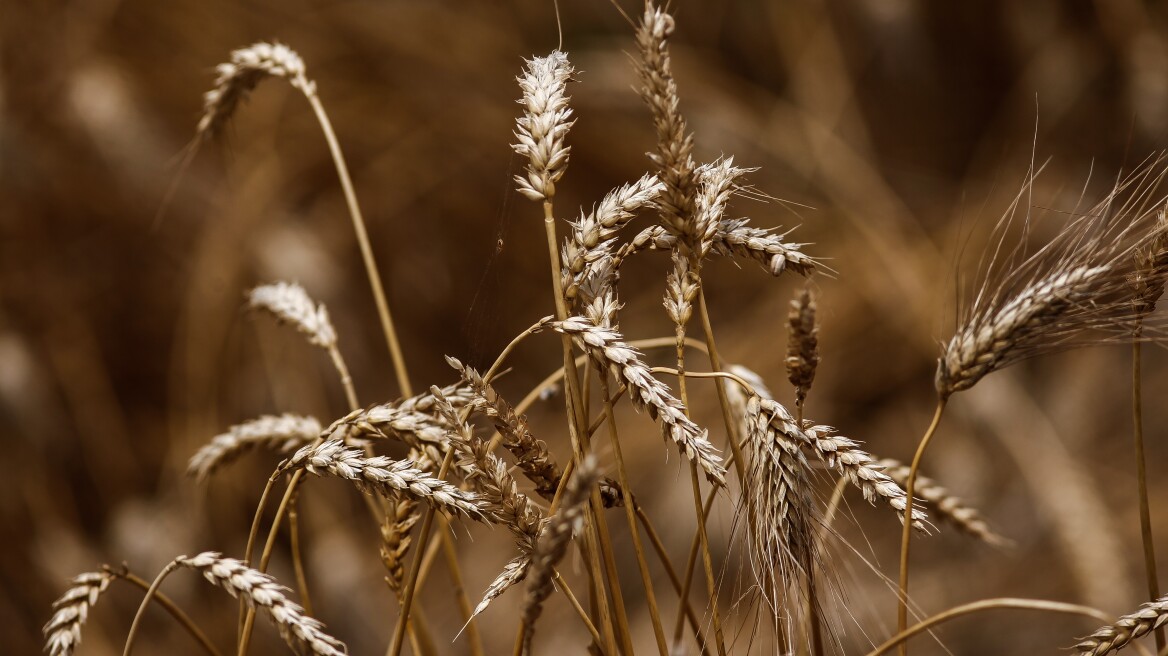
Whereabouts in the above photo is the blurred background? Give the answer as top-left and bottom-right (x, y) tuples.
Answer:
(4, 0), (1168, 653)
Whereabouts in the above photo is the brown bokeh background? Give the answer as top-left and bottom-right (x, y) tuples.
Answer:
(5, 1), (1168, 654)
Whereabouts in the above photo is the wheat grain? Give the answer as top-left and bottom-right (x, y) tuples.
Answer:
(286, 439), (492, 521)
(513, 51), (574, 202)
(177, 552), (345, 656)
(187, 413), (322, 483)
(43, 570), (115, 656)
(553, 316), (726, 485)
(1075, 595), (1168, 655)
(198, 42), (313, 140)
(520, 457), (600, 653)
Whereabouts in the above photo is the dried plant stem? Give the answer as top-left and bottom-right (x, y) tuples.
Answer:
(896, 399), (948, 656)
(673, 309), (727, 656)
(440, 530), (482, 655)
(288, 500), (312, 617)
(599, 373), (669, 654)
(542, 199), (624, 656)
(123, 560), (181, 656)
(326, 344), (359, 412)
(1132, 335), (1165, 651)
(635, 503), (712, 656)
(303, 92), (411, 398)
(118, 571), (223, 656)
(867, 598), (1121, 656)
(388, 445), (455, 656)
(553, 569), (605, 650)
(239, 468), (304, 655)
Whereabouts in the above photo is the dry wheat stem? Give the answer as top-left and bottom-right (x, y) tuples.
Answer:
(866, 598), (1116, 656)
(179, 553), (346, 656)
(518, 457), (600, 655)
(553, 316), (726, 484)
(188, 414), (322, 483)
(1077, 595), (1168, 655)
(876, 459), (1008, 546)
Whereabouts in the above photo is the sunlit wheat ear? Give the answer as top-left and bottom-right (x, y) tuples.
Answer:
(875, 458), (1008, 546)
(519, 456), (600, 654)
(743, 392), (816, 614)
(561, 173), (664, 302)
(449, 357), (561, 499)
(939, 160), (1168, 398)
(248, 282), (337, 349)
(1074, 594), (1168, 655)
(785, 286), (819, 410)
(692, 157), (750, 258)
(43, 570), (115, 656)
(552, 316), (726, 485)
(187, 414), (322, 483)
(178, 552), (345, 656)
(512, 51), (574, 202)
(619, 220), (816, 278)
(751, 396), (927, 528)
(635, 3), (697, 232)
(323, 382), (472, 451)
(198, 42), (314, 140)
(285, 439), (492, 521)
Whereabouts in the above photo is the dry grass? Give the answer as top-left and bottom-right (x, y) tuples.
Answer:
(11, 1), (1168, 655)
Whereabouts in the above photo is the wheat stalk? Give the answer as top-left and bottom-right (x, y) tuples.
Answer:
(519, 457), (600, 654)
(177, 552), (345, 656)
(187, 414), (322, 483)
(1075, 595), (1168, 655)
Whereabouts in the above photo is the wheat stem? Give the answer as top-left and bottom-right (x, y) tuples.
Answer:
(288, 499), (313, 617)
(869, 598), (1119, 656)
(635, 503), (712, 655)
(1132, 334), (1165, 651)
(123, 560), (181, 656)
(896, 399), (947, 656)
(119, 571), (223, 656)
(600, 372), (669, 654)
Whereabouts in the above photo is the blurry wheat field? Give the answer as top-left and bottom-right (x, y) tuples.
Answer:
(5, 1), (1168, 654)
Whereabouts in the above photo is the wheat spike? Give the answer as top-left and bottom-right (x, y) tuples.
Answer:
(198, 42), (314, 140)
(876, 459), (1007, 546)
(552, 316), (726, 485)
(513, 51), (574, 202)
(785, 286), (820, 409)
(178, 552), (345, 656)
(187, 414), (322, 483)
(43, 570), (115, 656)
(1075, 595), (1168, 655)
(248, 282), (337, 349)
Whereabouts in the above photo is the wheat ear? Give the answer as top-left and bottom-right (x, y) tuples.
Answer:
(786, 287), (819, 411)
(178, 552), (345, 656)
(876, 459), (1007, 546)
(286, 439), (491, 521)
(197, 42), (313, 139)
(1075, 595), (1168, 655)
(187, 414), (322, 483)
(552, 316), (726, 484)
(43, 570), (115, 656)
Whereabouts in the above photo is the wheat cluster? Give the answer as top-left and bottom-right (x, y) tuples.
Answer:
(42, 4), (1168, 656)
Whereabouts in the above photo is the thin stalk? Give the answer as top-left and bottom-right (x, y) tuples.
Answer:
(600, 373), (670, 654)
(674, 316), (727, 656)
(796, 401), (824, 656)
(555, 569), (606, 650)
(288, 498), (313, 617)
(388, 445), (456, 656)
(1133, 335), (1165, 651)
(120, 570), (223, 656)
(635, 504), (711, 656)
(239, 470), (280, 639)
(896, 399), (947, 656)
(541, 200), (622, 656)
(304, 91), (411, 398)
(867, 598), (1123, 656)
(239, 468), (304, 655)
(441, 524), (484, 656)
(326, 344), (360, 413)
(123, 560), (181, 656)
